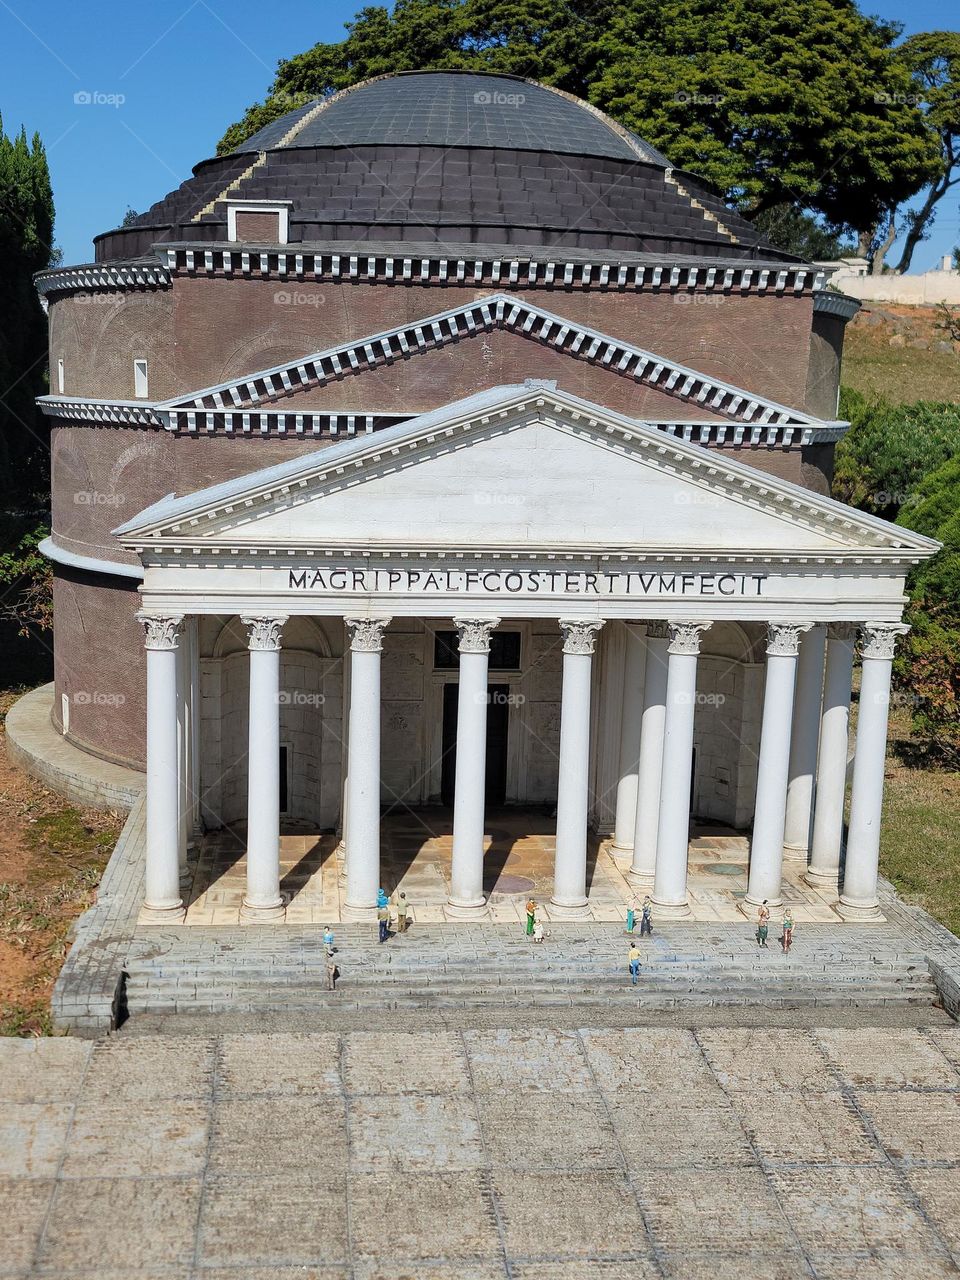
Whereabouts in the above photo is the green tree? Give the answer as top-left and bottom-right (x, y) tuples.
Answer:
(893, 31), (960, 274)
(832, 388), (960, 521)
(895, 457), (960, 767)
(749, 205), (849, 261)
(0, 115), (55, 500)
(218, 0), (939, 237)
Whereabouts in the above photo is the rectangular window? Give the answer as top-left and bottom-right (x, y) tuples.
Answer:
(133, 358), (149, 398)
(434, 630), (521, 671)
(57, 358), (64, 394)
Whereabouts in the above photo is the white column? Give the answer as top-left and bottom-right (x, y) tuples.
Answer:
(343, 616), (391, 918)
(552, 618), (605, 917)
(138, 612), (185, 921)
(782, 624), (826, 859)
(187, 616), (202, 847)
(652, 621), (711, 917)
(610, 623), (647, 859)
(240, 615), (287, 923)
(175, 629), (190, 884)
(806, 624), (857, 890)
(744, 624), (809, 910)
(630, 622), (669, 884)
(448, 617), (501, 916)
(838, 623), (909, 921)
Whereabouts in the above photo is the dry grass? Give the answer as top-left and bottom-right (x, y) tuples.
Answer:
(0, 689), (123, 1036)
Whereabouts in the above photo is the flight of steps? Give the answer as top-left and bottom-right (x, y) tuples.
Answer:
(120, 924), (940, 1024)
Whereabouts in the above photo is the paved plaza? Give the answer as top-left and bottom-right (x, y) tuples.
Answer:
(163, 810), (850, 928)
(4, 1024), (960, 1278)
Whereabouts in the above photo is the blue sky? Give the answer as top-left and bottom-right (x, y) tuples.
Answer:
(1, 0), (956, 270)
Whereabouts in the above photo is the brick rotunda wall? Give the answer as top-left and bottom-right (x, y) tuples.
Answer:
(46, 273), (834, 767)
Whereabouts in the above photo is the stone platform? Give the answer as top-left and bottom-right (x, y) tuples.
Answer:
(5, 1025), (960, 1277)
(161, 809), (852, 928)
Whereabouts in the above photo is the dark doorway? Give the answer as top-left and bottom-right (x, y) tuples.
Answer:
(441, 683), (510, 806)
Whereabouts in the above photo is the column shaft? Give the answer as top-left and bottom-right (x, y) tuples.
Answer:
(611, 623), (647, 857)
(139, 614), (184, 920)
(806, 626), (856, 889)
(652, 622), (710, 916)
(783, 625), (826, 857)
(449, 618), (500, 915)
(745, 625), (807, 909)
(242, 616), (287, 921)
(344, 617), (391, 917)
(629, 625), (669, 883)
(552, 619), (604, 916)
(838, 624), (907, 920)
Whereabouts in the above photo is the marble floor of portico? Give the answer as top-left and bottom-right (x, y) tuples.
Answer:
(151, 808), (864, 927)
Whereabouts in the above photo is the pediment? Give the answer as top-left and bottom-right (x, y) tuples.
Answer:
(158, 293), (819, 429)
(117, 385), (938, 563)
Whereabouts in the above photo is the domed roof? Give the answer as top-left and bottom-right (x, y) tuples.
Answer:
(94, 70), (790, 265)
(235, 71), (671, 167)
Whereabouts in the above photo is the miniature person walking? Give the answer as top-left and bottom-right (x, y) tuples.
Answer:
(756, 900), (770, 948)
(525, 898), (537, 937)
(326, 954), (339, 991)
(323, 925), (335, 957)
(377, 900), (390, 944)
(628, 943), (642, 985)
(639, 896), (654, 937)
(395, 891), (409, 935)
(781, 908), (794, 954)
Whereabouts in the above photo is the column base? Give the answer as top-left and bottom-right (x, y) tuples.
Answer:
(445, 898), (489, 920)
(782, 842), (809, 862)
(178, 866), (194, 889)
(334, 839), (346, 862)
(625, 867), (655, 889)
(341, 902), (377, 922)
(835, 897), (883, 922)
(549, 897), (591, 920)
(140, 900), (186, 924)
(804, 866), (840, 892)
(742, 892), (783, 913)
(608, 840), (634, 866)
(650, 898), (691, 920)
(239, 898), (286, 924)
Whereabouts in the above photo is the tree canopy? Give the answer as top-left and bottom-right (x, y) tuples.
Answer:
(0, 114), (55, 500)
(218, 0), (939, 237)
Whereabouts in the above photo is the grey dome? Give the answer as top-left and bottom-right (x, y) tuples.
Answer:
(234, 71), (671, 167)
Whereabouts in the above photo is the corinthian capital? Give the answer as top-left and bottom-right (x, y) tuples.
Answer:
(559, 618), (605, 655)
(137, 612), (184, 651)
(860, 622), (910, 661)
(765, 622), (812, 658)
(453, 617), (501, 654)
(666, 621), (712, 656)
(645, 621), (670, 641)
(345, 616), (392, 652)
(242, 615), (288, 652)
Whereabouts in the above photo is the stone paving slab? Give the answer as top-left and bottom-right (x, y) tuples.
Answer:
(3, 1027), (960, 1277)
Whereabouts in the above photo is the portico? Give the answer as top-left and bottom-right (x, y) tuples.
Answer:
(116, 385), (937, 927)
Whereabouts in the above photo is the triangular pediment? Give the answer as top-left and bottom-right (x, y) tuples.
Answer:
(158, 293), (820, 429)
(117, 385), (937, 563)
